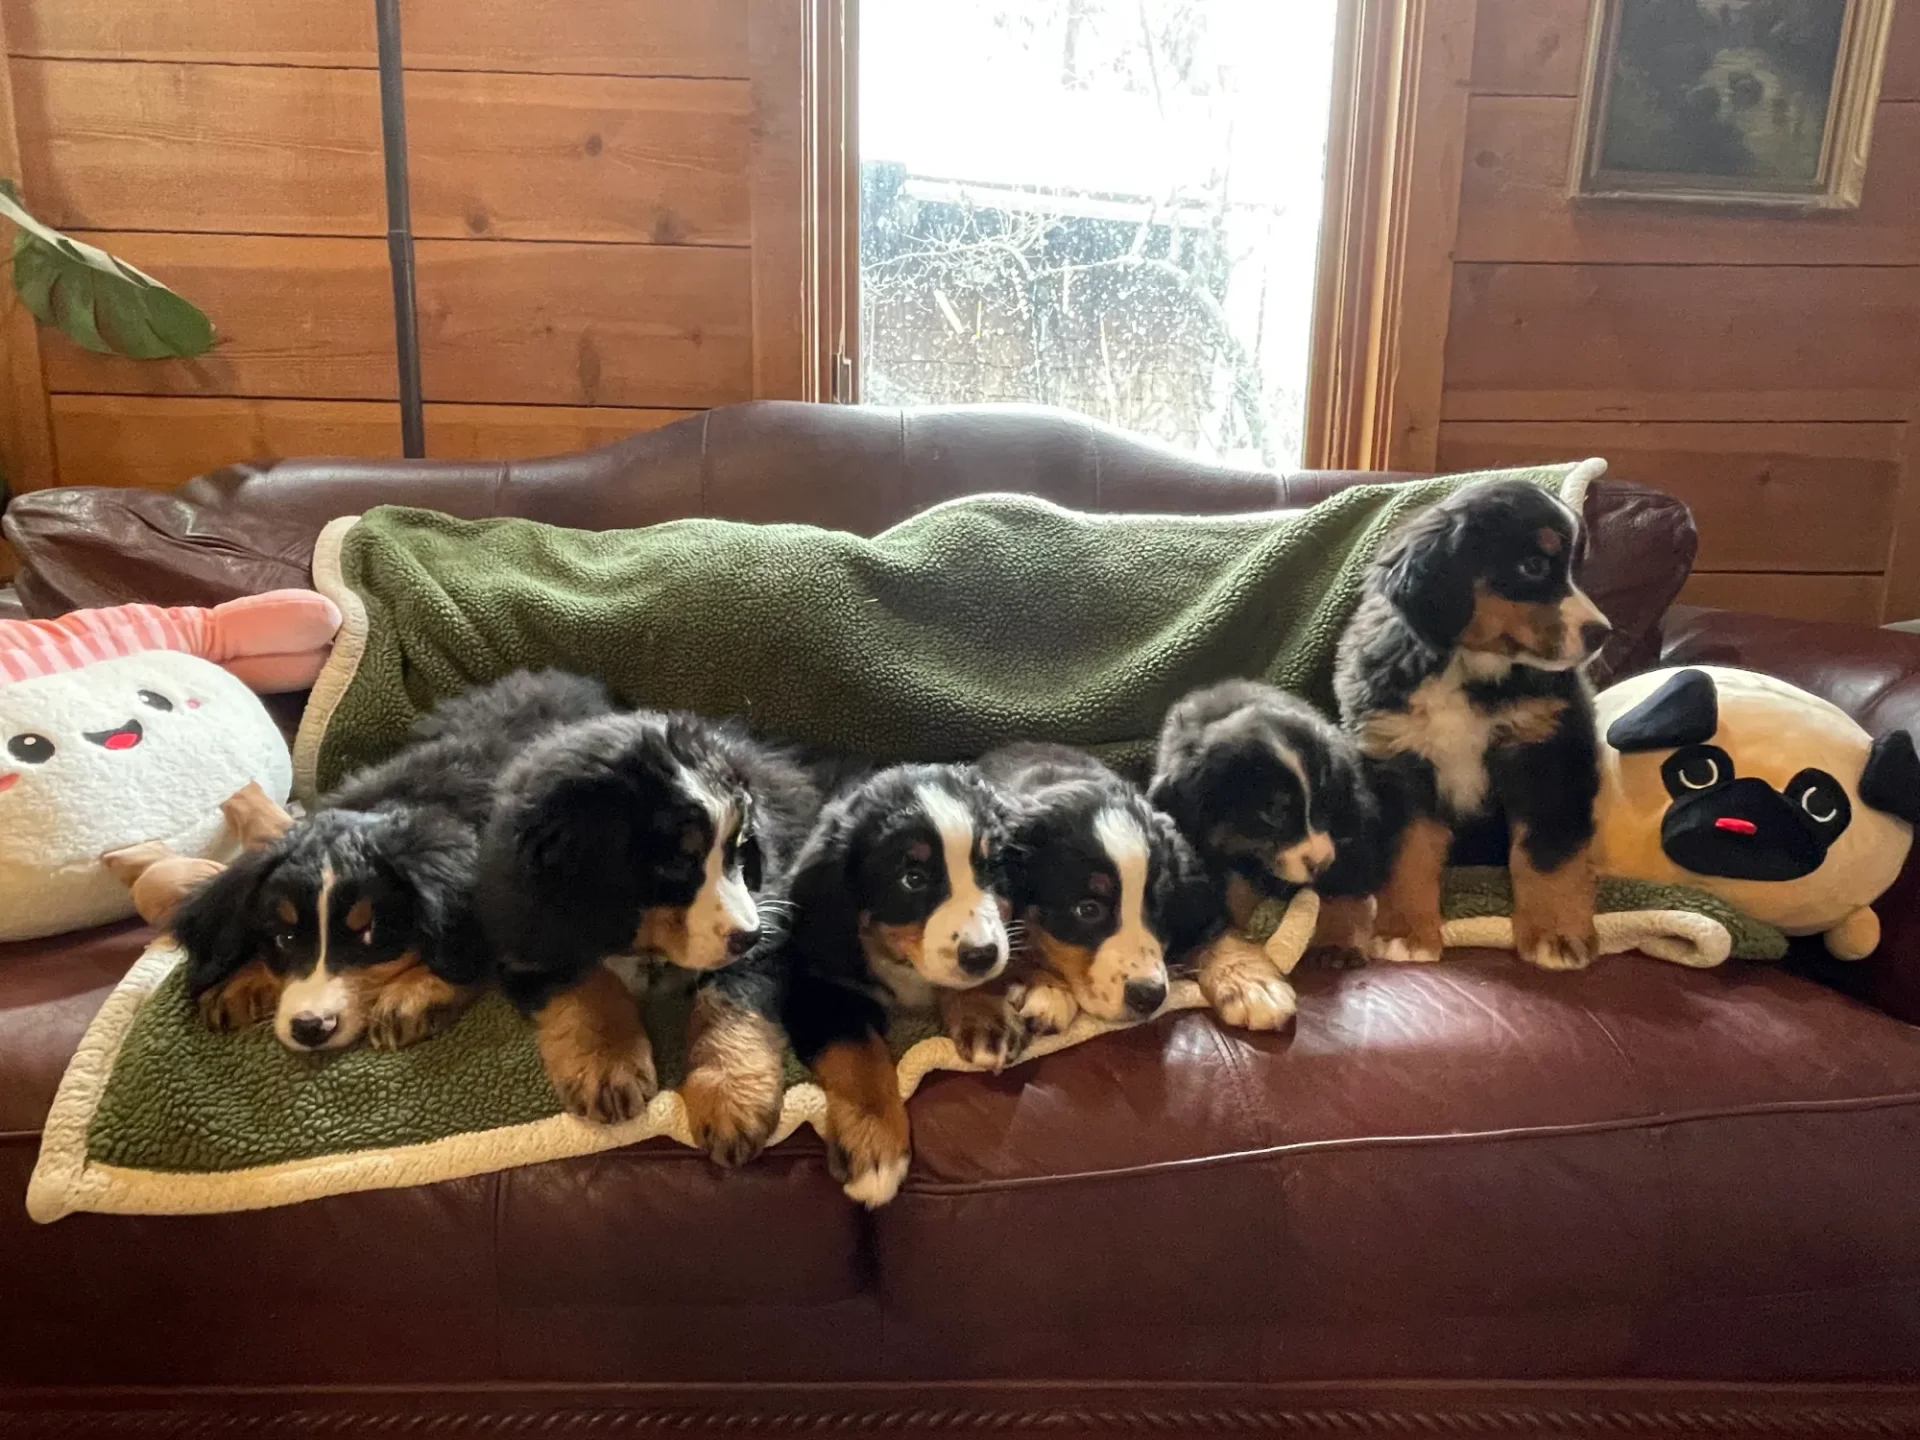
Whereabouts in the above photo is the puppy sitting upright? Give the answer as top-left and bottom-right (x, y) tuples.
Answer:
(1150, 679), (1381, 1026)
(954, 743), (1211, 1064)
(1334, 479), (1611, 970)
(775, 763), (1014, 1207)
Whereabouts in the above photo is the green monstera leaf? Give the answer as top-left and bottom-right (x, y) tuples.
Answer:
(1, 178), (212, 358)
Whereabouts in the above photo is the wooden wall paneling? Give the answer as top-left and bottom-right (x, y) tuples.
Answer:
(400, 0), (751, 79)
(407, 73), (754, 245)
(1, 0), (375, 67)
(423, 404), (695, 460)
(1438, 420), (1901, 574)
(9, 59), (384, 236)
(1457, 97), (1920, 265)
(49, 396), (400, 491)
(1679, 572), (1885, 626)
(40, 234), (397, 399)
(1443, 262), (1920, 422)
(414, 241), (752, 408)
(747, 0), (811, 400)
(0, 0), (53, 500)
(1307, 0), (1479, 471)
(1471, 0), (1919, 101)
(1879, 410), (1920, 622)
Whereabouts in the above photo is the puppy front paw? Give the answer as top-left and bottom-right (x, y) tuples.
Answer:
(197, 963), (280, 1032)
(550, 1042), (658, 1124)
(1513, 919), (1596, 972)
(365, 974), (467, 1050)
(824, 1098), (912, 1208)
(1198, 935), (1297, 1031)
(942, 987), (1027, 1072)
(1008, 974), (1079, 1038)
(682, 1065), (782, 1167)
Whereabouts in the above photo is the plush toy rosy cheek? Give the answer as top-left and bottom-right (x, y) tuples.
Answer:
(0, 591), (338, 942)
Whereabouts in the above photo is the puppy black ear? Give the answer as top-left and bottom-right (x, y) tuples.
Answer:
(1861, 728), (1920, 826)
(170, 846), (280, 997)
(378, 810), (486, 983)
(782, 809), (862, 967)
(1607, 669), (1719, 753)
(1379, 505), (1473, 648)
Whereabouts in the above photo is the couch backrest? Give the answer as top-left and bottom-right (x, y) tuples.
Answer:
(2, 401), (1696, 682)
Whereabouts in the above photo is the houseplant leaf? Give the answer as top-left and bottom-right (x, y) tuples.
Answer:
(0, 178), (213, 359)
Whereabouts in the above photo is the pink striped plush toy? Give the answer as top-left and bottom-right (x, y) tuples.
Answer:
(0, 591), (340, 941)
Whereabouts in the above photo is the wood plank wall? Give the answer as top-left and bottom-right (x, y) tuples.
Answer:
(0, 0), (809, 505)
(1434, 0), (1920, 624)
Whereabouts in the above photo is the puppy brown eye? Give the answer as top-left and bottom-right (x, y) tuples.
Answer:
(1517, 556), (1551, 582)
(1072, 898), (1108, 924)
(898, 866), (931, 894)
(273, 929), (298, 953)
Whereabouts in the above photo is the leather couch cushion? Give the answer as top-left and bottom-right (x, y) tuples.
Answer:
(876, 952), (1920, 1381)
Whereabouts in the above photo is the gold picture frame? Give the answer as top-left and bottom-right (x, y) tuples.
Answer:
(1569, 0), (1896, 209)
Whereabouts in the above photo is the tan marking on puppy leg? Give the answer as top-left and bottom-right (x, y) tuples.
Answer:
(681, 989), (786, 1167)
(198, 961), (283, 1032)
(1510, 828), (1597, 972)
(1371, 816), (1449, 964)
(1498, 697), (1569, 746)
(537, 967), (657, 1124)
(1197, 932), (1297, 1031)
(1307, 894), (1376, 968)
(814, 1030), (910, 1208)
(360, 955), (472, 1050)
(1007, 968), (1079, 1037)
(940, 980), (1027, 1072)
(1027, 926), (1100, 1014)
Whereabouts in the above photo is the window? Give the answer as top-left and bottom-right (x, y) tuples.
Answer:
(857, 0), (1340, 469)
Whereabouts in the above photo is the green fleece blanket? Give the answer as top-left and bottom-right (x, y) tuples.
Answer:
(295, 465), (1594, 797)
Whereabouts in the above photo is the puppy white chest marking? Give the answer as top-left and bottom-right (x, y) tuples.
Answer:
(1365, 667), (1496, 818)
(870, 954), (939, 1011)
(915, 782), (1007, 972)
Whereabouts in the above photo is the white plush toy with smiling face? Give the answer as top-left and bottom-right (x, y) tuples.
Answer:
(0, 594), (339, 943)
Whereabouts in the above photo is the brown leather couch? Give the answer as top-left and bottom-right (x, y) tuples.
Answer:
(4, 404), (1918, 1438)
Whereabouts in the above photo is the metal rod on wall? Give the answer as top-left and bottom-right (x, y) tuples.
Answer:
(375, 0), (425, 458)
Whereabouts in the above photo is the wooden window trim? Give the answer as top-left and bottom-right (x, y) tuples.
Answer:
(1306, 0), (1476, 473)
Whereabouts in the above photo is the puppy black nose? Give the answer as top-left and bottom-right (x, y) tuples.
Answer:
(726, 927), (761, 960)
(957, 943), (1001, 977)
(289, 1013), (337, 1049)
(1580, 620), (1613, 654)
(1124, 978), (1168, 1016)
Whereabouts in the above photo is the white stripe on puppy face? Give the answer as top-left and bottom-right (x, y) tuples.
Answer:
(1080, 806), (1166, 1020)
(677, 766), (757, 970)
(915, 782), (1008, 986)
(275, 861), (357, 1050)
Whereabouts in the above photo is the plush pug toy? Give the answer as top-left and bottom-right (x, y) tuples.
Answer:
(1593, 666), (1920, 960)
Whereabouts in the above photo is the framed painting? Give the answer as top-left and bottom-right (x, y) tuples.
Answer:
(1570, 0), (1897, 208)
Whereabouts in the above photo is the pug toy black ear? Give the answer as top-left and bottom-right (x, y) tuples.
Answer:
(1860, 728), (1920, 826)
(1607, 668), (1719, 753)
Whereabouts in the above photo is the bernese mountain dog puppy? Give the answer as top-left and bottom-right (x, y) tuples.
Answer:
(1149, 679), (1383, 1026)
(774, 763), (1014, 1207)
(479, 708), (819, 1140)
(174, 669), (609, 1052)
(1334, 479), (1611, 970)
(944, 743), (1212, 1066)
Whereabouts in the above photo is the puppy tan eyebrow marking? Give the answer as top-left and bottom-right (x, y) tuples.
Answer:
(275, 897), (298, 926)
(1536, 527), (1563, 554)
(344, 898), (373, 932)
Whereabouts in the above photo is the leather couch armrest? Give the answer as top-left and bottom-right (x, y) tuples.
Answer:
(1663, 605), (1920, 1024)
